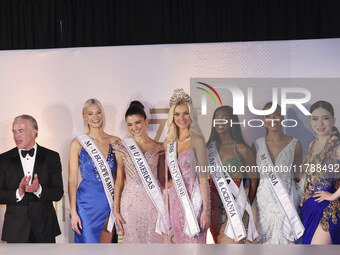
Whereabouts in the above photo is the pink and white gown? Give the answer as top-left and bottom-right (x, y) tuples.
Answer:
(113, 143), (164, 243)
(167, 149), (207, 243)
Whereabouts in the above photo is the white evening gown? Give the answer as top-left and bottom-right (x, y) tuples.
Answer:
(254, 137), (298, 244)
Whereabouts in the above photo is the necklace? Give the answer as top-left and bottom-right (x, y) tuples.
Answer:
(178, 134), (190, 142)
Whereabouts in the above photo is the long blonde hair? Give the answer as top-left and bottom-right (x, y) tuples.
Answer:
(82, 98), (105, 131)
(164, 101), (204, 144)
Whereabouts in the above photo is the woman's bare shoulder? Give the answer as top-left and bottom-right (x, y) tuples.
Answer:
(108, 135), (121, 144)
(191, 133), (205, 147)
(70, 137), (82, 148)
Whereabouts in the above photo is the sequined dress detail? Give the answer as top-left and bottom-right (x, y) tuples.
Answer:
(113, 143), (164, 243)
(255, 137), (298, 244)
(75, 145), (116, 243)
(210, 141), (249, 243)
(167, 149), (207, 243)
(301, 136), (340, 244)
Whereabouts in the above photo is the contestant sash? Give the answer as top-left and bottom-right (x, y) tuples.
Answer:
(122, 138), (169, 235)
(207, 142), (247, 241)
(256, 137), (304, 241)
(77, 134), (115, 232)
(167, 141), (200, 238)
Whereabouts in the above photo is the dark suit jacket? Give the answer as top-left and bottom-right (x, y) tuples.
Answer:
(0, 144), (64, 243)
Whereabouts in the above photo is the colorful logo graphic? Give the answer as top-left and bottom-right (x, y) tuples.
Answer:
(196, 82), (223, 106)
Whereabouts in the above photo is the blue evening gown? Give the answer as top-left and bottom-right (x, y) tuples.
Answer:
(75, 145), (116, 243)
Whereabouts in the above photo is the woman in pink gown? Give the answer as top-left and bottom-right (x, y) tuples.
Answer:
(113, 101), (167, 243)
(164, 89), (210, 243)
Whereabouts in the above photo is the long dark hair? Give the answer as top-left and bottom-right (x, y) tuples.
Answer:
(310, 100), (340, 138)
(207, 105), (247, 146)
(263, 102), (282, 135)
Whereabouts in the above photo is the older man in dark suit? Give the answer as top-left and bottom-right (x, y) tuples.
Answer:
(0, 114), (63, 243)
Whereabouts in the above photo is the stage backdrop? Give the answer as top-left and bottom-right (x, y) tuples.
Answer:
(0, 38), (340, 243)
